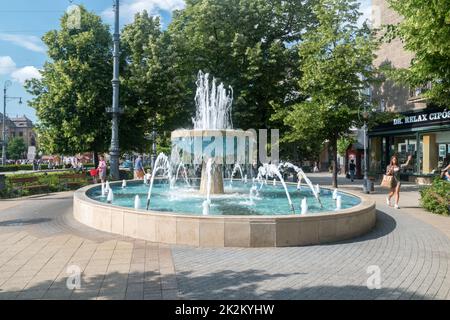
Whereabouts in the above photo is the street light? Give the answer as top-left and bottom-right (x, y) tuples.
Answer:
(151, 120), (157, 169)
(107, 0), (122, 180)
(362, 106), (369, 194)
(2, 80), (23, 165)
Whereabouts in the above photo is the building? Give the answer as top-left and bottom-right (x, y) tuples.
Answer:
(368, 0), (450, 179)
(0, 113), (36, 156)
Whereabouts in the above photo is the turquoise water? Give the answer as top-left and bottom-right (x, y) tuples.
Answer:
(87, 180), (361, 216)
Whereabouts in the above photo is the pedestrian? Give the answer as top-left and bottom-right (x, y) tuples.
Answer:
(348, 159), (356, 182)
(440, 155), (450, 181)
(97, 155), (107, 184)
(134, 155), (145, 180)
(385, 154), (413, 209)
(313, 162), (319, 173)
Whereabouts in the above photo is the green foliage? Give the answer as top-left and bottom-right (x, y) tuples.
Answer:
(25, 6), (112, 156)
(0, 164), (66, 172)
(168, 0), (316, 129)
(0, 164), (33, 172)
(420, 178), (450, 216)
(121, 11), (191, 152)
(385, 0), (450, 107)
(0, 171), (91, 199)
(337, 136), (356, 156)
(273, 0), (377, 186)
(7, 138), (27, 160)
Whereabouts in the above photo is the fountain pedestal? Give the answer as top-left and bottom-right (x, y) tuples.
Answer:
(171, 129), (257, 196)
(199, 162), (224, 194)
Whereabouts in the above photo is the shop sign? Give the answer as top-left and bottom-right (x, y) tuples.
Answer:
(393, 109), (450, 125)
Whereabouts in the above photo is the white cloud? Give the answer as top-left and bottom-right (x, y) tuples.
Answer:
(0, 56), (41, 84)
(102, 0), (185, 23)
(0, 56), (17, 75)
(11, 66), (42, 84)
(0, 33), (45, 53)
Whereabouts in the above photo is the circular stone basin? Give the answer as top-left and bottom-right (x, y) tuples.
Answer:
(73, 180), (376, 247)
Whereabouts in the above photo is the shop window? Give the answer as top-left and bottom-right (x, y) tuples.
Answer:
(419, 131), (450, 174)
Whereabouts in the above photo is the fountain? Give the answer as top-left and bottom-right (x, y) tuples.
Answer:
(74, 70), (376, 247)
(230, 164), (244, 184)
(171, 71), (256, 196)
(134, 195), (140, 209)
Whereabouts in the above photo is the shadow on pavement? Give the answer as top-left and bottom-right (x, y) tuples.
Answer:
(0, 268), (425, 300)
(0, 218), (52, 227)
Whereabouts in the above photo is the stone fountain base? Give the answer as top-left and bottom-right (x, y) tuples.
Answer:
(73, 182), (376, 247)
(199, 162), (224, 194)
(171, 129), (257, 195)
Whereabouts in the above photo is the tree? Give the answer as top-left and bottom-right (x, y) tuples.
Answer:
(337, 136), (356, 157)
(120, 11), (191, 153)
(274, 0), (377, 187)
(168, 0), (317, 130)
(25, 6), (112, 165)
(7, 138), (27, 160)
(384, 0), (450, 107)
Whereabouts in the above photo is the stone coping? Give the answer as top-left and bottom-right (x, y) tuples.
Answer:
(73, 181), (376, 247)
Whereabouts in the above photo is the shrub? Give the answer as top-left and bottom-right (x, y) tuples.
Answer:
(0, 164), (33, 172)
(0, 164), (67, 172)
(420, 178), (450, 216)
(0, 170), (91, 199)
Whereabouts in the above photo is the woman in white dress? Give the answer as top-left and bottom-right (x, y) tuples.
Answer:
(386, 154), (412, 209)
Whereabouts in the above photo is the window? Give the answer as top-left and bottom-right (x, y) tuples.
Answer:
(419, 131), (450, 173)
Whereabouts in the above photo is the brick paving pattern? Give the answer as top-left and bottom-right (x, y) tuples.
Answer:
(0, 173), (449, 300)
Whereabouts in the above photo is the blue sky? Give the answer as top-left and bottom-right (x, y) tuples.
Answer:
(0, 0), (371, 122)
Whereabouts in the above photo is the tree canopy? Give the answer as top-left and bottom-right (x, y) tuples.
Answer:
(384, 0), (450, 107)
(273, 0), (377, 186)
(168, 0), (317, 130)
(24, 0), (379, 169)
(25, 6), (112, 157)
(7, 137), (27, 160)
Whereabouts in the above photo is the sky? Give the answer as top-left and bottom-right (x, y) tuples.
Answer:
(0, 0), (371, 122)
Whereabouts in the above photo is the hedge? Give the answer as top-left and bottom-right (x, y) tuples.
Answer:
(0, 163), (95, 172)
(420, 178), (450, 216)
(0, 168), (133, 199)
(0, 170), (91, 199)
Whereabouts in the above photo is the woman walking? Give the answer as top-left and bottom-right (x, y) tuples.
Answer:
(97, 155), (107, 184)
(386, 154), (412, 209)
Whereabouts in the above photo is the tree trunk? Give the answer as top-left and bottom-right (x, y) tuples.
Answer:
(332, 137), (338, 188)
(93, 151), (99, 168)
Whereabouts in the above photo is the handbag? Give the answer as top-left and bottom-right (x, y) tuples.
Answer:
(380, 174), (395, 188)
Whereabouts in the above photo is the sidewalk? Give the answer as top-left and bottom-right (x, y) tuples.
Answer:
(306, 171), (450, 240)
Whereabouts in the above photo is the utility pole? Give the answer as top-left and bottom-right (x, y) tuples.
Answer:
(107, 0), (122, 180)
(2, 83), (7, 166)
(2, 81), (22, 165)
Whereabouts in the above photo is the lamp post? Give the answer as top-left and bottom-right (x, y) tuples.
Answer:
(107, 0), (122, 180)
(362, 107), (369, 194)
(2, 80), (22, 165)
(151, 120), (157, 169)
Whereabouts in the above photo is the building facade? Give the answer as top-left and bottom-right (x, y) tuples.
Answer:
(368, 0), (450, 177)
(0, 113), (36, 151)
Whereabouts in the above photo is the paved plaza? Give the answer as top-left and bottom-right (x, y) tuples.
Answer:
(0, 173), (449, 300)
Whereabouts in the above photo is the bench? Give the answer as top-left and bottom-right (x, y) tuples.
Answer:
(58, 173), (90, 189)
(9, 177), (49, 194)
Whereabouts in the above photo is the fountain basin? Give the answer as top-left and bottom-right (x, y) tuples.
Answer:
(73, 181), (376, 247)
